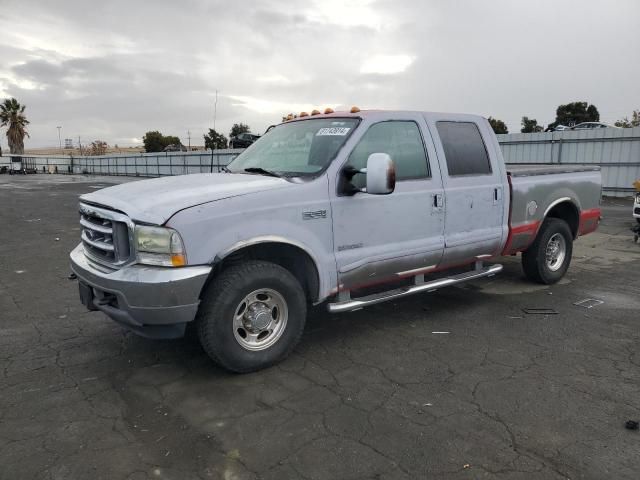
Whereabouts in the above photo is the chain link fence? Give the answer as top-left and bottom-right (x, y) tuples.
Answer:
(0, 150), (241, 176)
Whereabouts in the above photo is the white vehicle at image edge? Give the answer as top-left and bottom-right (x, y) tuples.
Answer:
(634, 190), (640, 224)
(70, 109), (602, 372)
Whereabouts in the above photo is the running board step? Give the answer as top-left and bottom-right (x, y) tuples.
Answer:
(327, 263), (503, 313)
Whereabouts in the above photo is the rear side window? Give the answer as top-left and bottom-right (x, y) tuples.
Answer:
(436, 121), (492, 176)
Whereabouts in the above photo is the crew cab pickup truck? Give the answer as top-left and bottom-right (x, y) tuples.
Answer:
(70, 110), (602, 372)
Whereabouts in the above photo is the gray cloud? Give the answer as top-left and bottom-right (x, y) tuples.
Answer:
(0, 0), (638, 149)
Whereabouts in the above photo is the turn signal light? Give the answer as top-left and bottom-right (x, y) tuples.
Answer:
(350, 106), (360, 113)
(324, 107), (334, 114)
(171, 253), (187, 267)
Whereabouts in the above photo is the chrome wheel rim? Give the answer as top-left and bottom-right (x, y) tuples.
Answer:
(545, 233), (566, 272)
(232, 288), (288, 351)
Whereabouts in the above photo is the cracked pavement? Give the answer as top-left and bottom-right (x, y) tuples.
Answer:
(1, 174), (640, 479)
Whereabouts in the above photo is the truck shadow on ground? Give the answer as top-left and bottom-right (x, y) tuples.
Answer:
(137, 258), (536, 378)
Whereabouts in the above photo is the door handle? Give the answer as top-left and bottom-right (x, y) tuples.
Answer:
(433, 194), (444, 208)
(494, 187), (502, 204)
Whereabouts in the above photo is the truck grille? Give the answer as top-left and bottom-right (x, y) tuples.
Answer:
(79, 203), (132, 269)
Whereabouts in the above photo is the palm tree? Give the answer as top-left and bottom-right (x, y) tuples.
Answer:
(0, 98), (30, 154)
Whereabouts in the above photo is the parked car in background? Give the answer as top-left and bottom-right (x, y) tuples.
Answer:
(229, 132), (260, 149)
(571, 122), (617, 130)
(545, 124), (571, 132)
(70, 109), (602, 372)
(163, 144), (187, 152)
(8, 156), (37, 174)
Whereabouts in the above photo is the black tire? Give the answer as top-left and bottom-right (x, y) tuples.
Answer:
(522, 217), (573, 284)
(197, 260), (306, 373)
(636, 218), (640, 225)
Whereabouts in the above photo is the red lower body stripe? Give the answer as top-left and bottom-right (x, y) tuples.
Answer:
(578, 208), (601, 235)
(501, 221), (540, 255)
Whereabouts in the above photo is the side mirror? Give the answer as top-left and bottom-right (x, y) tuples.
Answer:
(366, 153), (396, 195)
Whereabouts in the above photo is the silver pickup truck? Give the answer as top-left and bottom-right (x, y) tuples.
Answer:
(70, 110), (602, 372)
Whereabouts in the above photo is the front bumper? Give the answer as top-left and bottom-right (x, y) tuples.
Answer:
(70, 244), (211, 339)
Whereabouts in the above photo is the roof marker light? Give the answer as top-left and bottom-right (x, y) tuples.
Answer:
(350, 106), (360, 113)
(299, 111), (309, 117)
(324, 107), (334, 114)
(311, 109), (321, 115)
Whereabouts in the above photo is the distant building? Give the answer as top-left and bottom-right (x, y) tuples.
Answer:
(64, 138), (73, 149)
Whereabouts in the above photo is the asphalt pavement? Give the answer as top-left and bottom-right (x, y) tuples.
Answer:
(1, 174), (640, 480)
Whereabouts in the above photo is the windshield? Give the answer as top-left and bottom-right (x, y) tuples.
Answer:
(227, 118), (359, 177)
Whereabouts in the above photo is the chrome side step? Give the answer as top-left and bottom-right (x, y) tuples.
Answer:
(327, 263), (503, 314)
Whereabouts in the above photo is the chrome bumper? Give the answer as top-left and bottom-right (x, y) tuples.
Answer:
(70, 244), (211, 338)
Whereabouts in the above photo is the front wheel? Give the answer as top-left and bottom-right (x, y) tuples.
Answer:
(197, 260), (306, 373)
(522, 218), (573, 284)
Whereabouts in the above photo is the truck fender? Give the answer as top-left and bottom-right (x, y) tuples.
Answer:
(211, 236), (322, 303)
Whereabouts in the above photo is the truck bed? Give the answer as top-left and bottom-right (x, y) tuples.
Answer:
(503, 164), (602, 255)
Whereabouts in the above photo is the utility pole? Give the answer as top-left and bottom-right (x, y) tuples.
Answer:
(213, 89), (218, 134)
(56, 126), (62, 153)
(187, 130), (191, 151)
(78, 136), (83, 156)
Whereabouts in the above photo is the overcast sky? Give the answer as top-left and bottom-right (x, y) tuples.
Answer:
(1, 0), (638, 149)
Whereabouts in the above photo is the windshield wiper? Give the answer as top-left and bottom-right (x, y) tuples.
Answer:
(243, 167), (281, 178)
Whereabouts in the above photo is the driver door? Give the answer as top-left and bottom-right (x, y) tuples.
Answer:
(330, 117), (445, 291)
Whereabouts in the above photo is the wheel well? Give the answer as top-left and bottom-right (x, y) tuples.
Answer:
(213, 242), (320, 302)
(545, 201), (579, 238)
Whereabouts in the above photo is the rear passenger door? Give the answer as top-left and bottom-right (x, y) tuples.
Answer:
(426, 116), (507, 265)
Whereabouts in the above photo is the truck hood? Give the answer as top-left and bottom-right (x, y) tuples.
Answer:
(80, 173), (289, 225)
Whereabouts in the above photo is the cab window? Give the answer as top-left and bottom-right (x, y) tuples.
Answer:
(436, 121), (492, 176)
(345, 121), (429, 189)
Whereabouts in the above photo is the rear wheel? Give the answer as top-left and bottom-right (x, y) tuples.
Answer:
(197, 260), (306, 373)
(522, 218), (573, 284)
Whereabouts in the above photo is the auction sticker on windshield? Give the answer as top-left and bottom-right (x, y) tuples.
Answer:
(316, 127), (351, 136)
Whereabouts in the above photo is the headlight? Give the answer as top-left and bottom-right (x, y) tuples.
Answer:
(134, 225), (187, 267)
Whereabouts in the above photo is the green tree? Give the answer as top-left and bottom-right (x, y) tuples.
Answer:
(230, 123), (250, 138)
(163, 135), (181, 147)
(488, 117), (508, 134)
(614, 109), (640, 128)
(142, 131), (182, 152)
(521, 116), (543, 133)
(204, 129), (228, 149)
(548, 101), (599, 129)
(0, 98), (30, 154)
(143, 131), (165, 152)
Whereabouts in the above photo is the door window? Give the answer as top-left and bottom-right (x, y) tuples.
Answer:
(345, 121), (429, 188)
(436, 121), (492, 176)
